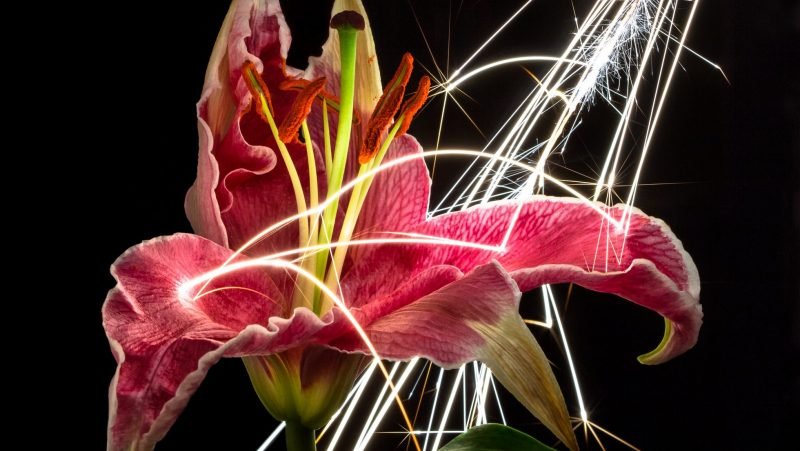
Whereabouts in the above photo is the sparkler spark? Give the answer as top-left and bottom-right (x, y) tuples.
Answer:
(231, 0), (713, 448)
(100, 1), (712, 449)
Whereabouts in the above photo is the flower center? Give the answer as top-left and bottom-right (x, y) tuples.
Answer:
(241, 10), (430, 317)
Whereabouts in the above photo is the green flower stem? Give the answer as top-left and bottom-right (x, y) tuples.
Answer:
(315, 26), (359, 315)
(285, 422), (316, 451)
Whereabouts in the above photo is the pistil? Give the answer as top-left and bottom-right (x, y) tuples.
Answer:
(322, 76), (431, 300)
(314, 11), (365, 315)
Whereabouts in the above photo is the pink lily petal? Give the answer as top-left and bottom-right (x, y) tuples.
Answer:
(108, 1), (698, 449)
(345, 197), (701, 364)
(103, 233), (338, 450)
(332, 261), (577, 449)
(344, 134), (431, 264)
(104, 233), (580, 449)
(186, 0), (326, 254)
(334, 262), (516, 365)
(186, 0), (432, 258)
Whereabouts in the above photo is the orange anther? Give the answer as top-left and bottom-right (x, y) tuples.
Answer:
(278, 78), (327, 143)
(396, 75), (431, 136)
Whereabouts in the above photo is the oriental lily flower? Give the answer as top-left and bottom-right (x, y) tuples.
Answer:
(103, 1), (702, 450)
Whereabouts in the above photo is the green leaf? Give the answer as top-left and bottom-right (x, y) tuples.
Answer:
(439, 424), (556, 451)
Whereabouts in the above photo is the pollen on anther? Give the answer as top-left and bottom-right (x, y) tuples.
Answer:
(359, 89), (404, 164)
(359, 53), (415, 164)
(396, 75), (431, 136)
(278, 77), (327, 143)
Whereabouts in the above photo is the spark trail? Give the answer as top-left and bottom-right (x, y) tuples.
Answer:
(248, 0), (714, 449)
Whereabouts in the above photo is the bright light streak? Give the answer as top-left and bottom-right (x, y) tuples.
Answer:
(251, 0), (708, 447)
(421, 368), (445, 451)
(322, 360), (379, 450)
(548, 285), (588, 422)
(197, 148), (624, 305)
(354, 363), (402, 449)
(257, 422), (285, 451)
(183, 260), (420, 450)
(450, 0), (535, 79)
(399, 1), (703, 448)
(430, 366), (465, 450)
(443, 56), (587, 93)
(354, 359), (420, 451)
(316, 360), (375, 442)
(250, 236), (505, 264)
(621, 0), (701, 231)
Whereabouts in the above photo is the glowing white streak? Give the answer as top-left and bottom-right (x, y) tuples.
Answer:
(386, 430), (467, 435)
(462, 362), (483, 430)
(421, 368), (445, 451)
(573, 1), (644, 104)
(479, 89), (558, 205)
(420, 3), (687, 443)
(488, 374), (507, 425)
(622, 0), (701, 229)
(406, 361), (430, 399)
(540, 285), (554, 328)
(444, 56), (587, 93)
(204, 148), (617, 286)
(548, 284), (587, 422)
(659, 31), (729, 83)
(183, 261), (385, 363)
(432, 88), (538, 215)
(420, 150), (622, 225)
(450, 0), (535, 79)
(184, 259), (424, 447)
(466, 363), (492, 427)
(476, 365), (492, 425)
(461, 365), (467, 428)
(354, 359), (420, 451)
(595, 0), (672, 202)
(463, 1), (637, 209)
(462, 87), (548, 209)
(353, 362), (402, 449)
(324, 360), (379, 451)
(251, 236), (504, 264)
(530, 0), (644, 199)
(317, 366), (371, 437)
(455, 2), (636, 212)
(193, 149), (624, 302)
(257, 422), (285, 451)
(431, 366), (465, 450)
(466, 363), (480, 426)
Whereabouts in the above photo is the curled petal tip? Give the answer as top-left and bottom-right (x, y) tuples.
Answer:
(637, 318), (674, 365)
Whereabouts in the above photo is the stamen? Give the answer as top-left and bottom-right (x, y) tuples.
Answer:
(278, 78), (327, 143)
(396, 75), (431, 136)
(240, 61), (310, 261)
(376, 53), (414, 113)
(358, 53), (414, 164)
(316, 8), (364, 315)
(279, 78), (311, 91)
(279, 78), (354, 122)
(359, 89), (403, 164)
(241, 61), (274, 120)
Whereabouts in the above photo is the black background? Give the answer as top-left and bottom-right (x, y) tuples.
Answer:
(70, 0), (796, 449)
